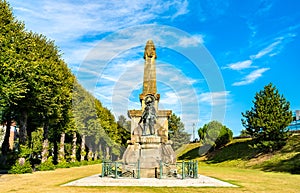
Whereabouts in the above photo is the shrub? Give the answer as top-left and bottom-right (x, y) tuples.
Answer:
(36, 156), (55, 171)
(56, 160), (70, 168)
(9, 158), (32, 174)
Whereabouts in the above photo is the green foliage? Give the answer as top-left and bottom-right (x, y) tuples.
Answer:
(36, 156), (55, 171)
(55, 160), (70, 168)
(198, 120), (233, 150)
(72, 82), (117, 161)
(242, 83), (292, 152)
(239, 129), (250, 137)
(168, 113), (191, 150)
(0, 0), (128, 166)
(8, 158), (32, 174)
(18, 145), (32, 158)
(117, 115), (131, 146)
(31, 128), (43, 155)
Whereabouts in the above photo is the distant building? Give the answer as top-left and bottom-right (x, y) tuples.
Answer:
(288, 110), (300, 131)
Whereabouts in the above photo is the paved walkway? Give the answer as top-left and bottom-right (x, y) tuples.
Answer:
(62, 174), (237, 187)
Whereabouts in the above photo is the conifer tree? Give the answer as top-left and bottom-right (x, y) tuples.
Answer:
(242, 83), (292, 151)
(168, 113), (190, 150)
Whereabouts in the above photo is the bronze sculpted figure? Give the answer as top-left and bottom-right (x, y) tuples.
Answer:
(139, 95), (156, 135)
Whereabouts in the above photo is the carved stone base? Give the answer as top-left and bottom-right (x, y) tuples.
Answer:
(122, 135), (176, 178)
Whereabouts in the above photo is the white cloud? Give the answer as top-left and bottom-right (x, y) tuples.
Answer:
(232, 68), (270, 86)
(199, 91), (230, 106)
(10, 0), (191, 74)
(11, 0), (190, 43)
(226, 60), (253, 71)
(171, 0), (189, 19)
(178, 34), (204, 47)
(250, 33), (297, 60)
(250, 40), (281, 59)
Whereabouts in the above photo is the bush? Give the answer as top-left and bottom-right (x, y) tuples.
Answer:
(55, 160), (70, 168)
(55, 159), (101, 169)
(36, 156), (55, 171)
(9, 158), (32, 174)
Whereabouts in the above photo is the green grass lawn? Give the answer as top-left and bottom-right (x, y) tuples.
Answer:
(1, 163), (300, 193)
(1, 135), (299, 193)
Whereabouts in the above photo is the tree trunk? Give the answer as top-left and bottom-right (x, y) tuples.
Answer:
(1, 117), (11, 156)
(94, 151), (98, 160)
(71, 132), (77, 162)
(58, 132), (65, 162)
(106, 146), (110, 160)
(53, 136), (58, 164)
(19, 110), (28, 145)
(41, 139), (49, 163)
(99, 143), (103, 160)
(80, 135), (86, 161)
(88, 148), (93, 161)
(41, 123), (49, 163)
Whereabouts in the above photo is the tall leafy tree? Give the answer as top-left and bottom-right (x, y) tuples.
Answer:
(242, 83), (292, 151)
(198, 120), (233, 149)
(168, 113), (190, 150)
(117, 115), (131, 146)
(19, 32), (74, 162)
(94, 99), (120, 159)
(0, 0), (28, 154)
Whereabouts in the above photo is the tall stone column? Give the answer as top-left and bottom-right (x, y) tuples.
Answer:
(123, 40), (176, 178)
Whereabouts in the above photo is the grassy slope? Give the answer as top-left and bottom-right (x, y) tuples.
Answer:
(177, 134), (300, 174)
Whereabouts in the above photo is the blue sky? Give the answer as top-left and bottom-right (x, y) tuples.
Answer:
(8, 0), (300, 137)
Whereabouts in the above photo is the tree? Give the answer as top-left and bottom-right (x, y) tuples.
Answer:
(241, 83), (292, 152)
(239, 129), (250, 137)
(0, 0), (28, 155)
(168, 113), (190, 150)
(117, 115), (131, 146)
(1, 1), (75, 164)
(198, 120), (233, 150)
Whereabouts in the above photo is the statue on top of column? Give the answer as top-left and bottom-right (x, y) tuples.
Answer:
(144, 40), (157, 59)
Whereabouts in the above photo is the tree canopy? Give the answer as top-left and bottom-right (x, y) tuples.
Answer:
(0, 1), (127, 170)
(168, 113), (191, 150)
(242, 83), (292, 151)
(198, 120), (233, 150)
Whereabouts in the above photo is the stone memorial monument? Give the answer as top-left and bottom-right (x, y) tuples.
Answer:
(122, 40), (176, 178)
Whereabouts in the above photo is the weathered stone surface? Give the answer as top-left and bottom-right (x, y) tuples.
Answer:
(142, 40), (157, 96)
(123, 136), (176, 178)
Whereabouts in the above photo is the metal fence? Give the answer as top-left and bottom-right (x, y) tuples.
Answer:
(101, 161), (141, 179)
(100, 160), (198, 179)
(158, 160), (198, 179)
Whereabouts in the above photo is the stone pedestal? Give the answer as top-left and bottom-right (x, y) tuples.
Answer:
(122, 135), (176, 178)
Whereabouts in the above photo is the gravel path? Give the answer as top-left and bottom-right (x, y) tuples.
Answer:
(62, 174), (237, 187)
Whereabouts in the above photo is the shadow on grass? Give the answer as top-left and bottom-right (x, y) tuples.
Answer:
(280, 135), (300, 153)
(259, 153), (300, 174)
(257, 135), (300, 174)
(205, 140), (260, 164)
(178, 146), (202, 160)
(178, 139), (260, 163)
(178, 136), (300, 174)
